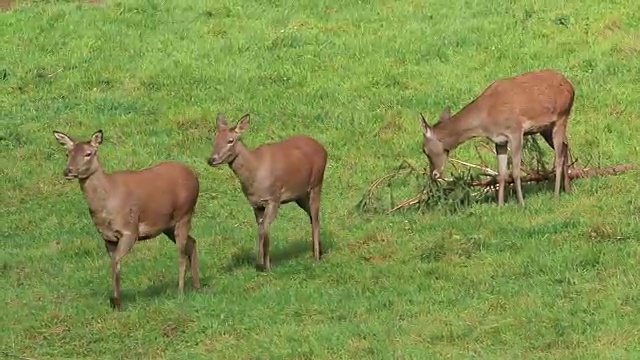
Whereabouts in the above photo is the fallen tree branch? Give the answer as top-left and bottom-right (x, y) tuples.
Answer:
(467, 163), (633, 187)
(359, 158), (634, 214)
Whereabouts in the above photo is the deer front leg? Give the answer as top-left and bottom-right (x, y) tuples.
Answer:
(260, 201), (280, 272)
(253, 206), (266, 270)
(105, 228), (137, 310)
(104, 241), (120, 308)
(495, 143), (509, 206)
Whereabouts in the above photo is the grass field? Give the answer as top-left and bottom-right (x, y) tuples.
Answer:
(3, 0), (640, 358)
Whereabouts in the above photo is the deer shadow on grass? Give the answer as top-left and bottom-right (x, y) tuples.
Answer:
(85, 274), (214, 310)
(224, 229), (336, 272)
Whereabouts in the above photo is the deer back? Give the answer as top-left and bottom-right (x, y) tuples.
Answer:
(108, 161), (199, 235)
(472, 69), (575, 129)
(245, 135), (327, 200)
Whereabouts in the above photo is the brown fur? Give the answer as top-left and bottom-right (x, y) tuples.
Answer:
(53, 130), (200, 309)
(420, 69), (575, 206)
(208, 113), (328, 271)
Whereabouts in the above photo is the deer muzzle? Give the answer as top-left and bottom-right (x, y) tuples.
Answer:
(63, 168), (77, 180)
(207, 156), (223, 167)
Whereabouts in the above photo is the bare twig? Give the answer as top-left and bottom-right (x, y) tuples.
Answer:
(450, 158), (498, 176)
(385, 194), (423, 214)
(47, 68), (63, 78)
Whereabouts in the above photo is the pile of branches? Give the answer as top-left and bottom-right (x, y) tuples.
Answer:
(357, 137), (633, 214)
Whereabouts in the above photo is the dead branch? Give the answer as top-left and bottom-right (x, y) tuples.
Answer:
(358, 134), (634, 215)
(468, 163), (633, 187)
(360, 159), (634, 214)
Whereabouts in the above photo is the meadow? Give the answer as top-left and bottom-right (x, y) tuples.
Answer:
(2, 0), (640, 358)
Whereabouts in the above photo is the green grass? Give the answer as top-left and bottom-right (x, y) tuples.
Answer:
(3, 0), (640, 358)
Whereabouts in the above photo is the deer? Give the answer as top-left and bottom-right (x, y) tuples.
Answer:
(52, 129), (201, 310)
(207, 113), (328, 272)
(419, 68), (575, 206)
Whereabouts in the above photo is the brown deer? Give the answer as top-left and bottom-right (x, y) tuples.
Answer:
(419, 68), (575, 206)
(52, 129), (201, 309)
(207, 113), (328, 271)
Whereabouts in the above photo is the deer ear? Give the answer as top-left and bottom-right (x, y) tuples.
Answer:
(217, 113), (228, 128)
(90, 130), (103, 147)
(419, 113), (434, 138)
(439, 106), (452, 122)
(53, 131), (74, 149)
(235, 113), (250, 134)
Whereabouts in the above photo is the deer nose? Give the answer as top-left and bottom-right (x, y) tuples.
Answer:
(207, 156), (218, 166)
(63, 168), (74, 178)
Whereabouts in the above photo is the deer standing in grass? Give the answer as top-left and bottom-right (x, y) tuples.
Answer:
(419, 69), (575, 206)
(53, 130), (201, 309)
(207, 113), (328, 271)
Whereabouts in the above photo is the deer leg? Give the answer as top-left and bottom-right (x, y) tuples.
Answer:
(542, 127), (570, 195)
(495, 143), (509, 206)
(309, 186), (323, 260)
(562, 140), (571, 193)
(260, 201), (280, 272)
(510, 134), (525, 206)
(296, 193), (322, 260)
(104, 241), (120, 309)
(106, 229), (137, 310)
(186, 235), (200, 289)
(551, 124), (567, 200)
(540, 128), (555, 150)
(253, 206), (266, 270)
(560, 121), (572, 193)
(173, 217), (193, 295)
(164, 225), (200, 291)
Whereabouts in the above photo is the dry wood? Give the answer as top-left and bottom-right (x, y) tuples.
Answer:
(467, 163), (633, 187)
(360, 155), (634, 214)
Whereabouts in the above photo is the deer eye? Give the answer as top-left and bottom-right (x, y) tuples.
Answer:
(227, 138), (234, 144)
(84, 151), (93, 158)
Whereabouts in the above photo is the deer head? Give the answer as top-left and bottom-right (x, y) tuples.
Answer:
(419, 109), (451, 180)
(53, 130), (103, 180)
(207, 113), (250, 167)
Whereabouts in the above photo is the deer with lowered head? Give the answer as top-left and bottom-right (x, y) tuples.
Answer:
(53, 129), (201, 309)
(207, 113), (328, 271)
(419, 68), (575, 206)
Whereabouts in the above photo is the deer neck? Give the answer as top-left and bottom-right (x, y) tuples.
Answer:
(228, 141), (259, 189)
(79, 159), (113, 213)
(434, 107), (486, 151)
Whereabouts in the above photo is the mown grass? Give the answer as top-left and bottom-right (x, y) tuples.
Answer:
(2, 0), (640, 358)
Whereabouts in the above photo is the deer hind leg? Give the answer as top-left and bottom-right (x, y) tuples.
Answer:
(562, 141), (571, 193)
(186, 235), (200, 289)
(551, 122), (568, 200)
(495, 143), (509, 206)
(296, 190), (322, 261)
(560, 123), (572, 194)
(164, 224), (200, 291)
(541, 126), (567, 198)
(171, 218), (193, 295)
(309, 186), (323, 260)
(510, 133), (525, 206)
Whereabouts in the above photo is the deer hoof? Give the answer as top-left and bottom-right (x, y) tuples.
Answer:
(255, 263), (271, 272)
(109, 296), (121, 310)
